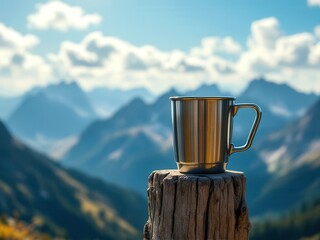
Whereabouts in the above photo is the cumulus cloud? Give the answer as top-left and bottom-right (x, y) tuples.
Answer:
(309, 42), (320, 65)
(237, 18), (281, 73)
(275, 33), (314, 66)
(0, 23), (38, 50)
(48, 31), (237, 92)
(28, 1), (102, 31)
(0, 23), (52, 95)
(54, 32), (234, 77)
(308, 0), (320, 6)
(249, 17), (281, 49)
(190, 37), (242, 57)
(2, 15), (320, 96)
(236, 17), (320, 93)
(237, 18), (319, 74)
(46, 16), (320, 95)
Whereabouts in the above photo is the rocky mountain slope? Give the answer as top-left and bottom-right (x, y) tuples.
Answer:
(0, 120), (146, 239)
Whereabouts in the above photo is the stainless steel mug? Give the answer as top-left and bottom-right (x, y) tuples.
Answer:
(170, 96), (262, 173)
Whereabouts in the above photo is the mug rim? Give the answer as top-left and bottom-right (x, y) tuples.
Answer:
(170, 96), (236, 101)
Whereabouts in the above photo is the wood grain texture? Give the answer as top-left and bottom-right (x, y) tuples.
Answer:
(144, 170), (250, 240)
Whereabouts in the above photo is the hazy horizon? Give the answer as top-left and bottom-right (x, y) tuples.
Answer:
(1, 77), (318, 98)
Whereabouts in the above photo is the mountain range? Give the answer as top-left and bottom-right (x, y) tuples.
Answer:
(6, 82), (96, 155)
(240, 78), (316, 118)
(234, 78), (317, 143)
(183, 83), (224, 96)
(87, 86), (155, 117)
(63, 89), (178, 194)
(1, 78), (318, 212)
(0, 120), (146, 239)
(249, 98), (320, 215)
(62, 79), (319, 218)
(0, 77), (319, 238)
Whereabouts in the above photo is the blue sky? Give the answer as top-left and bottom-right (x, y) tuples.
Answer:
(0, 0), (320, 95)
(1, 0), (320, 52)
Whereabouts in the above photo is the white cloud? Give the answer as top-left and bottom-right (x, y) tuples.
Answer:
(309, 42), (320, 65)
(235, 17), (320, 93)
(0, 23), (38, 50)
(48, 31), (240, 93)
(237, 48), (276, 73)
(315, 25), (320, 38)
(28, 1), (102, 31)
(237, 18), (281, 74)
(308, 0), (320, 6)
(47, 16), (320, 95)
(2, 16), (320, 96)
(190, 37), (242, 57)
(249, 17), (281, 49)
(238, 18), (317, 71)
(0, 23), (52, 96)
(275, 33), (314, 66)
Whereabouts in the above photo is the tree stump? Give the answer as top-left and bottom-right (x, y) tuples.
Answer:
(144, 170), (250, 240)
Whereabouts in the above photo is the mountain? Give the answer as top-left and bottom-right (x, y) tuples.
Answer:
(7, 82), (96, 154)
(66, 127), (173, 194)
(0, 120), (146, 239)
(239, 78), (317, 118)
(8, 92), (88, 139)
(63, 86), (269, 196)
(87, 83), (224, 118)
(234, 78), (318, 142)
(258, 98), (320, 174)
(63, 86), (268, 198)
(41, 81), (96, 117)
(250, 98), (320, 215)
(0, 96), (21, 119)
(184, 83), (224, 96)
(63, 81), (318, 213)
(63, 89), (178, 194)
(88, 87), (155, 117)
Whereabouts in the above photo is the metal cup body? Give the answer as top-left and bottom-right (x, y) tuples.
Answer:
(171, 97), (235, 173)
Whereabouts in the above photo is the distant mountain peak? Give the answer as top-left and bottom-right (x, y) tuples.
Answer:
(111, 96), (149, 121)
(47, 80), (81, 90)
(248, 78), (286, 88)
(158, 88), (180, 99)
(195, 83), (219, 91)
(239, 78), (318, 119)
(127, 97), (146, 107)
(42, 80), (96, 117)
(184, 83), (223, 96)
(7, 88), (93, 141)
(167, 88), (180, 96)
(247, 78), (316, 97)
(150, 88), (180, 110)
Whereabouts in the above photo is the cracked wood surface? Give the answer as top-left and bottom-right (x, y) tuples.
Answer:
(144, 170), (250, 240)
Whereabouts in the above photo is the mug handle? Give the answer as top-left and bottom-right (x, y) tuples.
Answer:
(229, 103), (262, 155)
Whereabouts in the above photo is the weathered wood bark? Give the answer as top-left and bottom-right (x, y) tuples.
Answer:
(144, 170), (250, 240)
